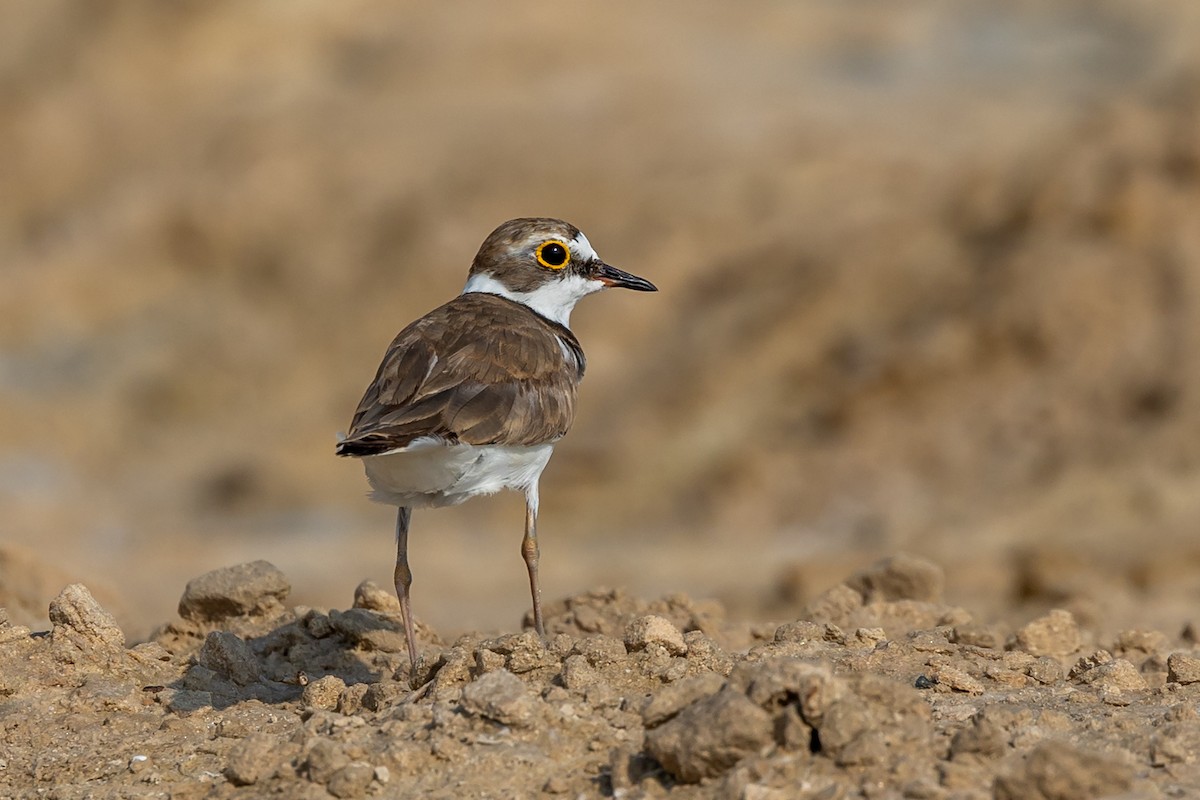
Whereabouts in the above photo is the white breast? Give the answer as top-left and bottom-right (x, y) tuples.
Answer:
(362, 440), (554, 508)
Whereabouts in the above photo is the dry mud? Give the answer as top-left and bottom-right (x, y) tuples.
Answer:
(3, 555), (1199, 799)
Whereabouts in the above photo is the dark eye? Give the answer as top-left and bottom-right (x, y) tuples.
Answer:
(535, 240), (570, 269)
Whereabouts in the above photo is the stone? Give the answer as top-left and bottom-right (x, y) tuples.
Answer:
(327, 762), (375, 799)
(994, 741), (1133, 800)
(641, 673), (726, 726)
(49, 584), (125, 652)
(645, 689), (773, 783)
(329, 608), (406, 652)
(460, 669), (539, 728)
(224, 734), (277, 786)
(197, 631), (261, 686)
(1167, 652), (1200, 685)
(178, 561), (290, 622)
(624, 615), (687, 656)
(305, 739), (349, 785)
(302, 675), (347, 710)
(1013, 609), (1081, 658)
(352, 580), (400, 613)
(844, 553), (944, 603)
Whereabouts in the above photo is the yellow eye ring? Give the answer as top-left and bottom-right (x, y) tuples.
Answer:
(535, 240), (571, 270)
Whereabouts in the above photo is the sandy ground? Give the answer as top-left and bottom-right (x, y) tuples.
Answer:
(4, 1), (1200, 797)
(4, 556), (1200, 799)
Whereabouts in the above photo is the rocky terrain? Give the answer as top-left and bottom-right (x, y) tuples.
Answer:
(5, 3), (1200, 798)
(3, 555), (1199, 798)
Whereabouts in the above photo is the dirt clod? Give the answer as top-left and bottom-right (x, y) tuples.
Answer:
(178, 560), (290, 623)
(460, 668), (539, 727)
(1167, 652), (1200, 684)
(993, 740), (1134, 800)
(1013, 609), (1082, 658)
(48, 583), (125, 654)
(625, 614), (688, 656)
(302, 674), (347, 710)
(646, 688), (774, 782)
(197, 630), (261, 686)
(224, 733), (277, 786)
(845, 553), (945, 603)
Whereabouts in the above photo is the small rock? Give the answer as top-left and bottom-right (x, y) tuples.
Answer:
(642, 673), (727, 726)
(1112, 629), (1168, 657)
(773, 620), (825, 644)
(302, 675), (347, 710)
(1167, 652), (1200, 685)
(373, 765), (390, 784)
(559, 654), (602, 692)
(573, 635), (628, 668)
(352, 580), (401, 613)
(362, 681), (410, 711)
(305, 739), (349, 784)
(224, 734), (277, 786)
(802, 583), (864, 626)
(952, 623), (1004, 649)
(49, 584), (125, 652)
(739, 660), (841, 727)
(1013, 609), (1081, 658)
(328, 762), (375, 799)
(645, 689), (774, 782)
(625, 615), (687, 656)
(161, 688), (212, 715)
(1151, 722), (1200, 765)
(178, 561), (290, 623)
(994, 740), (1133, 800)
(1070, 653), (1146, 693)
(845, 553), (944, 603)
(197, 631), (261, 686)
(1025, 657), (1064, 685)
(329, 608), (407, 652)
(303, 609), (334, 638)
(949, 709), (1009, 759)
(461, 669), (539, 727)
(929, 663), (985, 694)
(0, 624), (31, 644)
(338, 683), (369, 715)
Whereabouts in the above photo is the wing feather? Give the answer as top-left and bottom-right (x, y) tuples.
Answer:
(335, 294), (584, 456)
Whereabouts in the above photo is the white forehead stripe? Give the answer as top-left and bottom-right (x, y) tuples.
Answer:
(571, 231), (599, 263)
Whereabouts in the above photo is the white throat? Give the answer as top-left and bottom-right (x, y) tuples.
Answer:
(462, 272), (604, 328)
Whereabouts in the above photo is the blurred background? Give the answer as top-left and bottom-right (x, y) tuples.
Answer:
(3, 0), (1200, 641)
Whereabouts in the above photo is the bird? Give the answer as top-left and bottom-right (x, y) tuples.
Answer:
(336, 217), (657, 673)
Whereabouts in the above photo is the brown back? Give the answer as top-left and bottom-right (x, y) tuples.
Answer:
(336, 293), (586, 456)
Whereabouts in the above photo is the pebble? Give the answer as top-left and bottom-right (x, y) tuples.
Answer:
(929, 663), (985, 694)
(49, 583), (125, 651)
(845, 553), (945, 603)
(645, 689), (774, 782)
(329, 608), (407, 653)
(994, 740), (1133, 799)
(178, 561), (290, 623)
(197, 631), (261, 686)
(302, 675), (347, 711)
(304, 739), (349, 784)
(224, 734), (277, 786)
(327, 761), (375, 799)
(1167, 652), (1200, 685)
(460, 669), (539, 728)
(352, 580), (401, 613)
(624, 615), (687, 656)
(1013, 609), (1081, 658)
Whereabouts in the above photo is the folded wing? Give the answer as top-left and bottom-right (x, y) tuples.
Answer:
(336, 294), (585, 456)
